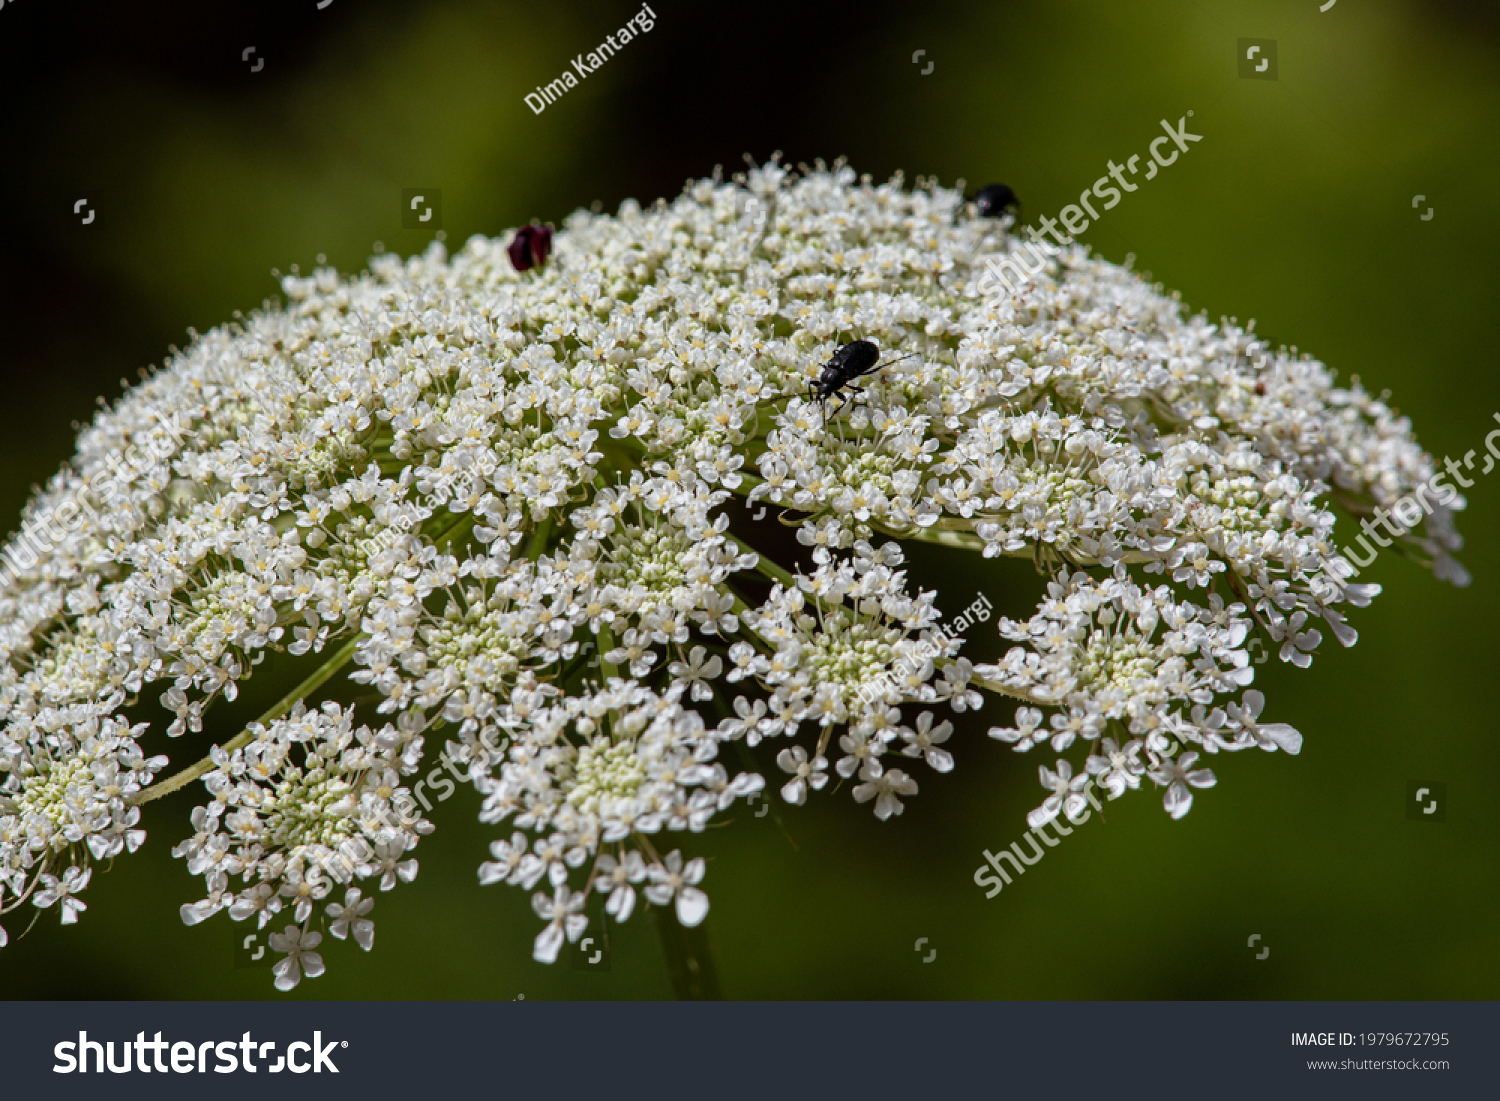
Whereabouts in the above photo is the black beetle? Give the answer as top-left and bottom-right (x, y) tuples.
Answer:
(808, 340), (918, 421)
(972, 183), (1020, 219)
(508, 224), (554, 271)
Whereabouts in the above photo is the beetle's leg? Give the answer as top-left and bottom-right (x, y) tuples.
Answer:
(831, 390), (857, 422)
(826, 392), (849, 439)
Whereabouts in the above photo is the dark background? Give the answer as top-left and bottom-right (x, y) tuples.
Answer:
(1, 0), (1497, 999)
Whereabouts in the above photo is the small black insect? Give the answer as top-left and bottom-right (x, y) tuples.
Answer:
(972, 183), (1020, 219)
(808, 340), (918, 421)
(508, 223), (554, 271)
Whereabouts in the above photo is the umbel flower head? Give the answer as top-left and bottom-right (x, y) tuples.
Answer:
(0, 158), (1465, 987)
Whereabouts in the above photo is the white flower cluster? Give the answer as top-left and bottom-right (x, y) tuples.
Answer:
(0, 158), (1462, 983)
(474, 680), (760, 962)
(731, 541), (976, 816)
(171, 700), (426, 987)
(981, 568), (1303, 822)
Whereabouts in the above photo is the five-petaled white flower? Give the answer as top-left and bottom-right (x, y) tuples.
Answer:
(644, 851), (709, 927)
(1225, 690), (1302, 754)
(901, 711), (955, 772)
(988, 706), (1046, 752)
(327, 888), (375, 950)
(776, 746), (829, 805)
(1086, 737), (1147, 800)
(531, 885), (588, 964)
(853, 768), (920, 820)
(1028, 759), (1091, 828)
(1148, 751), (1219, 820)
(268, 925), (325, 991)
(594, 850), (648, 922)
(33, 867), (92, 925)
(668, 646), (724, 702)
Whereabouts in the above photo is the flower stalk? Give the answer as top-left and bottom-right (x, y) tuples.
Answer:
(130, 633), (362, 807)
(652, 907), (722, 1000)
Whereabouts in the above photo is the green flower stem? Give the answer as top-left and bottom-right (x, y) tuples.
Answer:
(969, 671), (1045, 704)
(130, 505), (479, 809)
(725, 588), (781, 658)
(870, 525), (986, 552)
(598, 623), (620, 680)
(596, 433), (646, 470)
(651, 905), (722, 1000)
(1223, 566), (1275, 636)
(727, 737), (800, 853)
(435, 512), (476, 552)
(129, 634), (362, 807)
(750, 552), (798, 594)
(526, 513), (554, 562)
(869, 521), (1155, 565)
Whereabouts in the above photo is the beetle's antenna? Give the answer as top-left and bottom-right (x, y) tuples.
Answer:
(868, 351), (921, 375)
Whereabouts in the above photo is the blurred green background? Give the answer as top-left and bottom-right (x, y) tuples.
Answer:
(1, 0), (1497, 999)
